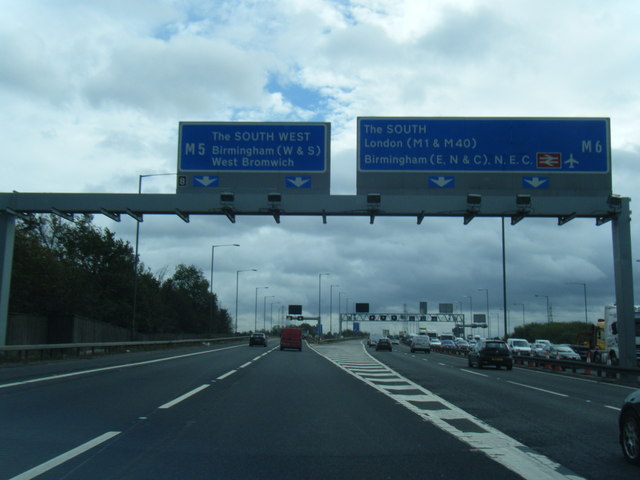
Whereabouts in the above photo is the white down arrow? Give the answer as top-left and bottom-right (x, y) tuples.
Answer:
(195, 176), (218, 187)
(524, 177), (548, 188)
(287, 176), (311, 188)
(430, 176), (454, 187)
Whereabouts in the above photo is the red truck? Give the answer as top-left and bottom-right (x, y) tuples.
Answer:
(280, 328), (302, 351)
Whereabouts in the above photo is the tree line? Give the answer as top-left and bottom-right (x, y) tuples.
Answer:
(10, 214), (232, 336)
(512, 321), (592, 345)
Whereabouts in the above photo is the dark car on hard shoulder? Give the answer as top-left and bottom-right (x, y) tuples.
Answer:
(468, 339), (513, 370)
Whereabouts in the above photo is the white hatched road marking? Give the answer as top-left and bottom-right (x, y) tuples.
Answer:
(309, 341), (584, 480)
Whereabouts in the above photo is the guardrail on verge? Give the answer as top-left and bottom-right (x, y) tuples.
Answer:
(0, 336), (249, 363)
(428, 345), (640, 384)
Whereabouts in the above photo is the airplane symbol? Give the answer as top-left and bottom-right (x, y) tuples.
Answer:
(565, 154), (579, 169)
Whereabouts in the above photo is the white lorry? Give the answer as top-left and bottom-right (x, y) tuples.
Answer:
(602, 305), (640, 365)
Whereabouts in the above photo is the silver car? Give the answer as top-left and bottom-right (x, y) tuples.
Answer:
(549, 344), (581, 361)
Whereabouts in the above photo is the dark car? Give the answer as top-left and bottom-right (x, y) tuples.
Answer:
(249, 333), (267, 347)
(367, 333), (383, 348)
(440, 339), (457, 351)
(375, 337), (392, 351)
(468, 339), (513, 370)
(455, 338), (470, 352)
(620, 389), (640, 465)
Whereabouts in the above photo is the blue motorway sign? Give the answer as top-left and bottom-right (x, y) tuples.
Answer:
(358, 117), (610, 173)
(179, 122), (329, 172)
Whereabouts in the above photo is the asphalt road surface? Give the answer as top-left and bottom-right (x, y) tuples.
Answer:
(0, 339), (637, 479)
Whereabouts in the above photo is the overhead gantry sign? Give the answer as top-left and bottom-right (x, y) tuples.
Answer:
(0, 117), (634, 370)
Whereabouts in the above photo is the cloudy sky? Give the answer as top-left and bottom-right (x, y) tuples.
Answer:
(1, 0), (639, 335)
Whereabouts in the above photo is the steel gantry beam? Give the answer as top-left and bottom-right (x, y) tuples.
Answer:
(0, 191), (634, 370)
(0, 191), (618, 220)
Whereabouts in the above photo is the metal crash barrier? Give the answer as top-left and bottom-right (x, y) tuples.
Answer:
(0, 336), (248, 363)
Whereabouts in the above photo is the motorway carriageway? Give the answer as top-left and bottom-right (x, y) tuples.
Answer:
(0, 340), (637, 479)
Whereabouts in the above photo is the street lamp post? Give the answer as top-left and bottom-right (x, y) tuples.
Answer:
(346, 297), (350, 331)
(534, 294), (550, 323)
(270, 301), (280, 330)
(478, 289), (489, 335)
(330, 284), (340, 334)
(132, 172), (176, 340)
(210, 244), (240, 331)
(263, 295), (274, 331)
(318, 272), (330, 335)
(464, 295), (473, 338)
(464, 295), (473, 321)
(275, 305), (281, 329)
(235, 269), (257, 333)
(338, 291), (345, 333)
(567, 282), (588, 323)
(254, 286), (269, 331)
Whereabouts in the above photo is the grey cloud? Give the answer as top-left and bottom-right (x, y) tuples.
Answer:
(0, 27), (67, 101)
(414, 6), (517, 62)
(82, 35), (271, 114)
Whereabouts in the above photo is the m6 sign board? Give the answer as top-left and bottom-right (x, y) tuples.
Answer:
(177, 122), (330, 194)
(357, 117), (611, 197)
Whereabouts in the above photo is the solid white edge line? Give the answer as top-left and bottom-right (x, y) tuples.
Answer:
(528, 367), (637, 389)
(506, 380), (569, 397)
(158, 384), (209, 409)
(9, 431), (121, 480)
(216, 369), (237, 380)
(0, 344), (245, 390)
(602, 382), (638, 391)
